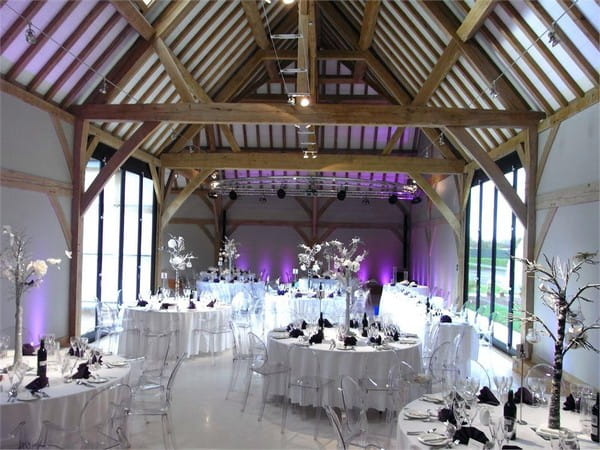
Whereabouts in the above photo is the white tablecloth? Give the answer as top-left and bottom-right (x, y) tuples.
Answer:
(264, 293), (347, 327)
(425, 321), (479, 377)
(0, 354), (130, 447)
(119, 304), (232, 357)
(396, 396), (598, 449)
(296, 277), (339, 292)
(195, 281), (265, 306)
(267, 330), (422, 410)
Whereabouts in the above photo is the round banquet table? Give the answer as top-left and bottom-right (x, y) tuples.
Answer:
(118, 302), (232, 357)
(195, 280), (265, 305)
(0, 353), (131, 448)
(267, 329), (422, 410)
(396, 395), (598, 449)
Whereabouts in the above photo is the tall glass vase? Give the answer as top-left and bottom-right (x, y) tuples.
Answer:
(174, 269), (180, 299)
(13, 287), (23, 368)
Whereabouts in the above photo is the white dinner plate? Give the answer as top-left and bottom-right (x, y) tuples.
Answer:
(417, 433), (450, 447)
(270, 332), (290, 339)
(272, 327), (288, 332)
(107, 360), (128, 367)
(335, 346), (355, 351)
(88, 377), (109, 384)
(17, 391), (39, 401)
(403, 409), (431, 420)
(421, 394), (444, 404)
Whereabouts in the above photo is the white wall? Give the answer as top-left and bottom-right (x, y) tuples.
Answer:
(0, 92), (72, 341)
(410, 104), (600, 386)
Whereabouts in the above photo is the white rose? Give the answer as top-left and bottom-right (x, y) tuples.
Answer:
(186, 261), (192, 268)
(29, 260), (48, 277)
(300, 264), (306, 271)
(46, 258), (61, 265)
(167, 239), (176, 249)
(351, 262), (360, 272)
(170, 256), (183, 266)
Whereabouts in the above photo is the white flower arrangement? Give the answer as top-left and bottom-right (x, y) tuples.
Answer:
(166, 235), (196, 271)
(324, 237), (367, 279)
(219, 236), (240, 263)
(297, 243), (322, 275)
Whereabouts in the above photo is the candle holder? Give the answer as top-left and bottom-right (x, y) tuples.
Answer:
(515, 343), (528, 425)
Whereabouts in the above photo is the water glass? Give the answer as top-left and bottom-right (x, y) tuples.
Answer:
(579, 386), (595, 433)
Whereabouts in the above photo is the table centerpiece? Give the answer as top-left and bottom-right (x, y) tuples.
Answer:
(297, 242), (322, 290)
(0, 226), (61, 368)
(219, 236), (240, 280)
(166, 235), (195, 298)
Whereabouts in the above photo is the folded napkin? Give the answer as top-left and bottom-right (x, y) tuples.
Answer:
(136, 299), (148, 307)
(343, 336), (357, 346)
(91, 353), (103, 365)
(301, 320), (307, 330)
(502, 446), (523, 449)
(327, 292), (334, 298)
(453, 426), (489, 446)
(440, 314), (453, 323)
(349, 319), (359, 328)
(25, 376), (49, 392)
(289, 329), (304, 338)
(438, 407), (457, 425)
(22, 343), (35, 356)
(323, 318), (333, 328)
(160, 302), (174, 310)
(477, 386), (500, 406)
(369, 335), (383, 345)
(206, 299), (216, 308)
(294, 292), (302, 298)
(514, 387), (533, 405)
(309, 329), (324, 344)
(188, 300), (196, 309)
(68, 346), (76, 357)
(392, 330), (400, 341)
(72, 362), (91, 379)
(213, 278), (220, 283)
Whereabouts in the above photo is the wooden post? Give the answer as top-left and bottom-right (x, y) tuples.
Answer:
(523, 125), (538, 352)
(68, 118), (88, 338)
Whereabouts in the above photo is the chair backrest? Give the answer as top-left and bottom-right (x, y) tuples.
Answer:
(340, 375), (368, 442)
(96, 299), (118, 328)
(165, 353), (187, 405)
(428, 341), (458, 387)
(125, 356), (145, 390)
(469, 359), (491, 388)
(230, 321), (245, 358)
(248, 332), (269, 369)
(142, 328), (172, 375)
(0, 420), (26, 448)
(526, 363), (558, 397)
(289, 346), (321, 386)
(324, 405), (348, 450)
(80, 383), (132, 448)
(425, 321), (441, 356)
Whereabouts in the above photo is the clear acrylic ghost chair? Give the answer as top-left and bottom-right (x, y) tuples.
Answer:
(95, 298), (120, 354)
(282, 346), (333, 438)
(129, 353), (187, 450)
(241, 332), (290, 423)
(339, 375), (387, 449)
(192, 312), (231, 364)
(324, 406), (384, 450)
(226, 321), (253, 400)
(36, 383), (132, 449)
(420, 341), (458, 394)
(0, 421), (27, 449)
(137, 328), (172, 392)
(467, 359), (491, 389)
(421, 321), (440, 370)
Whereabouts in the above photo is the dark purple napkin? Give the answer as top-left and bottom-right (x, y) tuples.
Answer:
(440, 314), (453, 323)
(369, 335), (382, 345)
(277, 289), (287, 295)
(136, 299), (148, 307)
(392, 330), (400, 341)
(289, 328), (304, 338)
(327, 292), (334, 298)
(72, 362), (91, 379)
(349, 319), (359, 328)
(514, 387), (533, 405)
(323, 318), (333, 328)
(438, 407), (457, 425)
(453, 426), (489, 446)
(188, 300), (196, 309)
(343, 336), (357, 346)
(477, 386), (500, 406)
(301, 320), (307, 330)
(294, 292), (302, 298)
(206, 299), (216, 308)
(563, 393), (579, 411)
(309, 329), (324, 344)
(160, 302), (174, 310)
(502, 446), (523, 449)
(91, 353), (103, 365)
(22, 343), (35, 356)
(25, 376), (49, 392)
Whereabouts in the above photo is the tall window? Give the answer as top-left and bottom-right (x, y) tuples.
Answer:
(464, 155), (524, 353)
(80, 157), (156, 336)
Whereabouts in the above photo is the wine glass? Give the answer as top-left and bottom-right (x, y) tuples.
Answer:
(493, 375), (513, 403)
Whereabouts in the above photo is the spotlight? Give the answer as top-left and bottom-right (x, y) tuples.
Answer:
(208, 190), (218, 199)
(299, 96), (310, 107)
(25, 23), (37, 45)
(489, 81), (499, 99)
(282, 0), (295, 4)
(277, 188), (286, 199)
(362, 198), (370, 205)
(287, 95), (296, 105)
(229, 190), (238, 200)
(388, 194), (398, 204)
(98, 78), (108, 95)
(337, 189), (346, 201)
(259, 195), (267, 203)
(411, 196), (422, 204)
(548, 25), (560, 47)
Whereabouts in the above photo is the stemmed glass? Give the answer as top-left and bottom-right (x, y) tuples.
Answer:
(493, 375), (513, 403)
(456, 376), (480, 426)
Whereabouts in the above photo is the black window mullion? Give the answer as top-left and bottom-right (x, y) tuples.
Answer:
(117, 170), (126, 306)
(507, 168), (518, 351)
(135, 173), (143, 298)
(463, 195), (471, 309)
(475, 181), (483, 310)
(96, 189), (104, 303)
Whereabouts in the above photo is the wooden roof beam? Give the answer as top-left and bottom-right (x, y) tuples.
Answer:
(72, 102), (545, 127)
(353, 0), (380, 81)
(240, 0), (279, 81)
(162, 169), (213, 228)
(110, 0), (154, 40)
(456, 0), (496, 41)
(161, 152), (465, 175)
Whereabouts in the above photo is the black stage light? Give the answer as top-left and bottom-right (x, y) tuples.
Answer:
(337, 190), (346, 201)
(277, 188), (286, 199)
(388, 194), (398, 204)
(411, 196), (422, 204)
(229, 190), (237, 200)
(208, 190), (218, 199)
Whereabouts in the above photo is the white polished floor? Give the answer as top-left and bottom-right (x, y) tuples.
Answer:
(126, 345), (513, 449)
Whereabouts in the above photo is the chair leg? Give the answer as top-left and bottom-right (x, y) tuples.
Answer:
(241, 371), (253, 413)
(281, 387), (289, 434)
(259, 376), (270, 422)
(314, 389), (321, 440)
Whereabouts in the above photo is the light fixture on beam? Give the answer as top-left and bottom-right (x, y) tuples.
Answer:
(25, 23), (37, 45)
(282, 0), (295, 4)
(548, 24), (560, 47)
(299, 96), (310, 107)
(280, 67), (308, 74)
(277, 188), (286, 199)
(271, 33), (302, 40)
(489, 80), (499, 99)
(98, 78), (108, 95)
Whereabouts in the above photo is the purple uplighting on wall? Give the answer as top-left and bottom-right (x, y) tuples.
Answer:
(25, 288), (46, 345)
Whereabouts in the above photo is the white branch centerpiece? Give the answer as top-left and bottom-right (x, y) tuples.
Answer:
(0, 226), (61, 368)
(219, 236), (240, 278)
(297, 242), (322, 289)
(166, 235), (195, 297)
(514, 251), (599, 430)
(324, 237), (367, 329)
